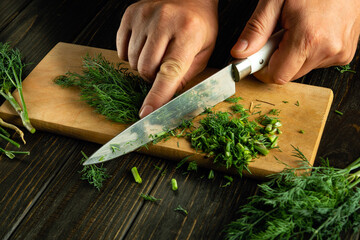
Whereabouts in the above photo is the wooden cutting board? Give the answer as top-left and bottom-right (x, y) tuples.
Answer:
(0, 43), (333, 178)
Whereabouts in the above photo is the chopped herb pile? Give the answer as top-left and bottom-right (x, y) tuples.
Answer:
(54, 54), (151, 124)
(189, 104), (281, 175)
(225, 149), (360, 240)
(0, 42), (35, 133)
(79, 151), (111, 190)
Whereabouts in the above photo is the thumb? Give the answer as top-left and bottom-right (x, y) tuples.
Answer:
(231, 0), (284, 58)
(139, 58), (186, 118)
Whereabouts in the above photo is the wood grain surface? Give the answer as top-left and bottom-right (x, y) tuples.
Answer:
(0, 42), (333, 177)
(0, 0), (359, 239)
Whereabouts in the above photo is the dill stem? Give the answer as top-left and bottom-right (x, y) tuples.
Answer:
(131, 167), (142, 184)
(0, 133), (20, 148)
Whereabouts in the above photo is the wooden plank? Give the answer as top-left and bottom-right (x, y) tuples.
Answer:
(125, 165), (260, 239)
(0, 42), (334, 178)
(9, 150), (168, 239)
(0, 132), (81, 239)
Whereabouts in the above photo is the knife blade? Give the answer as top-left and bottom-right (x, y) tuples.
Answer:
(83, 30), (284, 165)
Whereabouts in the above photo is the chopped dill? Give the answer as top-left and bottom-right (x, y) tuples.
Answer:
(79, 151), (110, 190)
(140, 193), (161, 203)
(225, 96), (243, 103)
(335, 64), (356, 73)
(335, 110), (344, 116)
(174, 205), (188, 215)
(187, 161), (198, 171)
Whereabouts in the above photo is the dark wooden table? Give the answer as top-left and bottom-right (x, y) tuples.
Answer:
(1, 0), (360, 239)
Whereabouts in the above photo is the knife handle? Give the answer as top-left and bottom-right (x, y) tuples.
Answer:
(232, 29), (284, 80)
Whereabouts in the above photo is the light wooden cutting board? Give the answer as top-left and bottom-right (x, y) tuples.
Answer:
(0, 43), (333, 178)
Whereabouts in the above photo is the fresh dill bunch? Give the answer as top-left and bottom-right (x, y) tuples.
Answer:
(79, 151), (111, 190)
(54, 54), (151, 124)
(225, 149), (360, 240)
(0, 42), (35, 133)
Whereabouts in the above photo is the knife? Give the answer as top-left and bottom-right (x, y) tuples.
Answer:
(83, 30), (284, 165)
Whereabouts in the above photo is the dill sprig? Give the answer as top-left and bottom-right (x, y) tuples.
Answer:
(225, 149), (360, 240)
(79, 151), (111, 190)
(0, 42), (35, 133)
(54, 54), (151, 124)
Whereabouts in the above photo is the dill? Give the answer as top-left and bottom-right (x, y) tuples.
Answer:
(140, 193), (161, 203)
(131, 167), (142, 184)
(187, 161), (198, 171)
(174, 205), (188, 215)
(225, 149), (360, 240)
(221, 175), (233, 187)
(208, 169), (215, 179)
(54, 54), (151, 124)
(171, 178), (178, 191)
(268, 108), (281, 116)
(335, 64), (356, 73)
(189, 105), (282, 176)
(79, 151), (111, 190)
(0, 42), (35, 133)
(335, 110), (344, 116)
(295, 100), (300, 106)
(299, 129), (305, 134)
(225, 96), (243, 103)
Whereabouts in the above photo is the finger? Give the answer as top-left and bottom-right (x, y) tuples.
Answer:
(231, 0), (284, 58)
(137, 33), (170, 81)
(253, 30), (307, 84)
(139, 39), (198, 118)
(116, 24), (131, 61)
(127, 32), (147, 70)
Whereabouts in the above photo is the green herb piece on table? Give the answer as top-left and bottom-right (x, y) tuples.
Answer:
(131, 167), (142, 184)
(225, 148), (360, 240)
(221, 175), (233, 188)
(282, 100), (288, 104)
(140, 193), (161, 203)
(54, 54), (151, 124)
(0, 42), (35, 133)
(335, 110), (344, 116)
(0, 148), (29, 159)
(208, 169), (215, 180)
(79, 151), (110, 190)
(299, 129), (305, 134)
(171, 178), (178, 191)
(295, 100), (300, 106)
(174, 205), (188, 215)
(335, 64), (356, 73)
(268, 108), (281, 116)
(225, 96), (243, 103)
(187, 161), (198, 171)
(176, 155), (192, 169)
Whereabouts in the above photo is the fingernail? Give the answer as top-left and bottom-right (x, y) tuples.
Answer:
(139, 105), (153, 118)
(233, 39), (248, 52)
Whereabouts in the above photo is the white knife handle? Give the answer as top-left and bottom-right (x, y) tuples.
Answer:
(247, 29), (284, 74)
(232, 30), (284, 80)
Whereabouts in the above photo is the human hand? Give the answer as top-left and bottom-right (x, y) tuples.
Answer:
(117, 0), (219, 118)
(231, 0), (360, 84)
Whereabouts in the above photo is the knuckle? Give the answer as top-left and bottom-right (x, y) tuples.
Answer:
(159, 59), (183, 78)
(138, 63), (156, 81)
(246, 14), (268, 36)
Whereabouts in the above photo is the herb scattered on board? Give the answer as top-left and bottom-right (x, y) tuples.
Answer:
(140, 193), (161, 203)
(54, 54), (151, 124)
(79, 151), (111, 190)
(0, 42), (35, 133)
(171, 178), (178, 191)
(335, 110), (344, 116)
(131, 166), (142, 184)
(174, 205), (188, 216)
(225, 148), (360, 240)
(335, 64), (356, 73)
